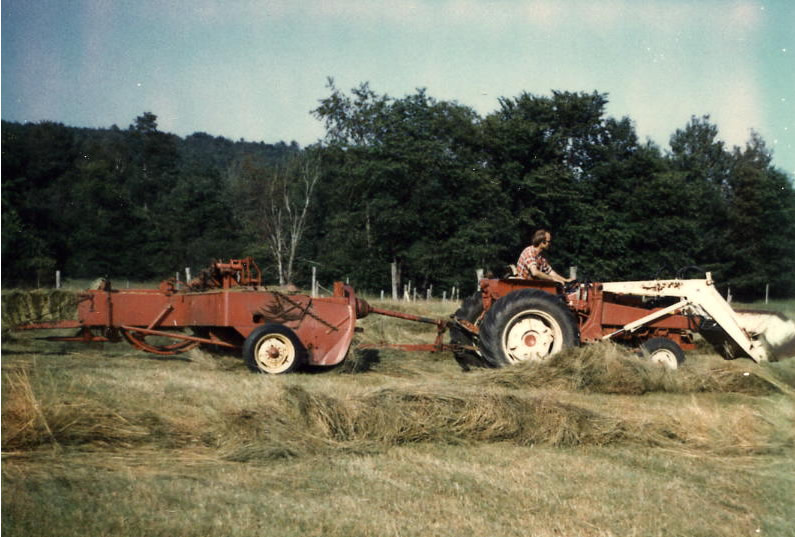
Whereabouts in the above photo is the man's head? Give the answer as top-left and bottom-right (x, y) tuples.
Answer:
(532, 229), (552, 249)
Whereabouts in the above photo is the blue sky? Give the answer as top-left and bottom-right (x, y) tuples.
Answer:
(2, 0), (793, 177)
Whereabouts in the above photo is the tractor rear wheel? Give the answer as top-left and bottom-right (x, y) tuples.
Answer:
(639, 337), (684, 370)
(478, 289), (578, 367)
(449, 292), (491, 370)
(243, 324), (306, 374)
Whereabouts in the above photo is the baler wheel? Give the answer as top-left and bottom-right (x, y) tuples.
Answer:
(639, 337), (685, 370)
(478, 289), (578, 367)
(449, 292), (491, 370)
(243, 323), (306, 374)
(120, 328), (200, 355)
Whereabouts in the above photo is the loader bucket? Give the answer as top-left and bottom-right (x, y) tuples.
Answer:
(701, 309), (795, 361)
(734, 310), (795, 359)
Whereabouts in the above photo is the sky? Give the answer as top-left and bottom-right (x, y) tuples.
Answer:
(2, 0), (794, 177)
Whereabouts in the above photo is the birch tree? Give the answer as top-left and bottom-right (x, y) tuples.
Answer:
(258, 153), (321, 285)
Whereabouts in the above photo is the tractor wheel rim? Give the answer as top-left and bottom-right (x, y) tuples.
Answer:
(502, 310), (563, 364)
(649, 348), (679, 370)
(254, 333), (295, 373)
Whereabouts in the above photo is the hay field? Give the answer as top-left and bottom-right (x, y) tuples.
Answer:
(2, 298), (794, 537)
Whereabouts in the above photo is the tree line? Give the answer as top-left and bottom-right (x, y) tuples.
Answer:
(2, 82), (794, 300)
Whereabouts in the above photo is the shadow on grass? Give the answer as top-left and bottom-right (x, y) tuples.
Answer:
(310, 348), (381, 374)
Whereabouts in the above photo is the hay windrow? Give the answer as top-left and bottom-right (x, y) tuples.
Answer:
(2, 364), (785, 460)
(475, 342), (786, 396)
(211, 383), (784, 461)
(1, 289), (80, 328)
(1, 370), (148, 451)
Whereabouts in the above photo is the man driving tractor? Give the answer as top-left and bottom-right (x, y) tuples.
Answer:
(516, 229), (574, 285)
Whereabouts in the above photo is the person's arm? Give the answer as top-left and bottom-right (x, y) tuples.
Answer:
(530, 265), (558, 282)
(548, 268), (574, 284)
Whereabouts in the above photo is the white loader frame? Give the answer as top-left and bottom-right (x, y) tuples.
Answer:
(601, 273), (769, 363)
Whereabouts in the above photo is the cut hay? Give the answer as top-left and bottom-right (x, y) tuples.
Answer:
(2, 364), (785, 460)
(1, 370), (148, 451)
(1, 289), (80, 328)
(476, 342), (786, 396)
(213, 380), (785, 462)
(215, 384), (630, 462)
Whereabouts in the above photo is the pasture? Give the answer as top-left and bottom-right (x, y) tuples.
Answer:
(2, 298), (794, 536)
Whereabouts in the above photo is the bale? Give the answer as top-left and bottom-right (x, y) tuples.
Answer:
(1, 289), (80, 328)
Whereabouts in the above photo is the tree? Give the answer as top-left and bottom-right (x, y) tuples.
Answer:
(231, 152), (321, 286)
(481, 90), (621, 279)
(1, 121), (77, 284)
(667, 115), (732, 266)
(724, 133), (795, 298)
(312, 81), (513, 292)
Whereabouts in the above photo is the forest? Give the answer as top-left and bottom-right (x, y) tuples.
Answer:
(2, 81), (794, 300)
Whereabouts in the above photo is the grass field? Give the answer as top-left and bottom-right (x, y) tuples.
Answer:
(2, 298), (794, 536)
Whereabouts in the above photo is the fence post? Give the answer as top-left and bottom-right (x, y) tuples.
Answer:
(476, 269), (484, 282)
(569, 266), (577, 280)
(185, 267), (191, 283)
(765, 284), (769, 304)
(391, 262), (398, 301)
(55, 270), (61, 289)
(312, 266), (317, 298)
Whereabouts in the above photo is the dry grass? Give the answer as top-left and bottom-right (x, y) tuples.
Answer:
(3, 297), (795, 536)
(477, 341), (792, 396)
(1, 368), (148, 451)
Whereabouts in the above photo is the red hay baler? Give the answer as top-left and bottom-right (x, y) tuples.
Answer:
(15, 258), (793, 373)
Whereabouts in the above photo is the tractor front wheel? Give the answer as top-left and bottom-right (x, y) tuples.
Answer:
(639, 337), (685, 370)
(243, 324), (306, 374)
(478, 289), (578, 367)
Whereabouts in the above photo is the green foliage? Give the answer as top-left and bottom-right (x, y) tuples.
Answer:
(1, 114), (293, 285)
(310, 81), (512, 291)
(2, 93), (793, 298)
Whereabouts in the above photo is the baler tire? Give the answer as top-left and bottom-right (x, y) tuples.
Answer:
(449, 292), (491, 370)
(243, 323), (306, 374)
(639, 337), (685, 370)
(478, 289), (578, 368)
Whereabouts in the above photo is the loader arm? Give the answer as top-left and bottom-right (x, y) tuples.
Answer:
(601, 273), (770, 363)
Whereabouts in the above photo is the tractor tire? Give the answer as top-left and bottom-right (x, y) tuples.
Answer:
(243, 323), (306, 374)
(449, 292), (491, 370)
(639, 337), (684, 370)
(478, 289), (578, 368)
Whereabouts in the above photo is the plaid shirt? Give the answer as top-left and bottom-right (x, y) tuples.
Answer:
(516, 245), (551, 279)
